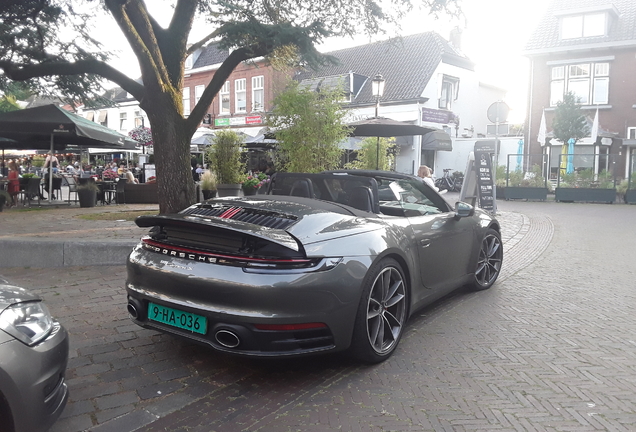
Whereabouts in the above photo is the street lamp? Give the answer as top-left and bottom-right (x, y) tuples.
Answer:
(371, 74), (385, 169)
(371, 74), (385, 118)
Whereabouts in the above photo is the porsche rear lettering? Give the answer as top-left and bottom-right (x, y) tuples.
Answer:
(144, 244), (218, 263)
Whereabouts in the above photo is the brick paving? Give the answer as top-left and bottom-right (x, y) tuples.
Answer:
(0, 199), (553, 432)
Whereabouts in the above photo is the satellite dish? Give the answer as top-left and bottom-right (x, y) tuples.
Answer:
(487, 101), (510, 123)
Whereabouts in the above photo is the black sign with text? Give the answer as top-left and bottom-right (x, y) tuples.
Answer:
(474, 140), (498, 213)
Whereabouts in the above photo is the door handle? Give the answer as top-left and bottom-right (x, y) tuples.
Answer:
(419, 239), (431, 247)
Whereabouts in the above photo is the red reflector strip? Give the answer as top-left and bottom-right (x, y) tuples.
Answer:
(253, 322), (327, 331)
(141, 238), (311, 264)
(219, 207), (241, 219)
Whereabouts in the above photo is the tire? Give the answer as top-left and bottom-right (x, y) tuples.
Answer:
(471, 228), (503, 290)
(349, 258), (408, 363)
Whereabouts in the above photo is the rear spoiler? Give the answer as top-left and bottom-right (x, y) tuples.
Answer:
(135, 214), (301, 252)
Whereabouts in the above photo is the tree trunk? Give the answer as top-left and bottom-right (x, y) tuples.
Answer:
(145, 101), (195, 214)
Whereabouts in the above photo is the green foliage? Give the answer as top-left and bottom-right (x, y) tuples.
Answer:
(206, 130), (245, 184)
(559, 168), (614, 189)
(31, 156), (45, 168)
(268, 81), (349, 173)
(0, 95), (20, 112)
(552, 92), (589, 145)
(506, 164), (548, 188)
(345, 137), (398, 171)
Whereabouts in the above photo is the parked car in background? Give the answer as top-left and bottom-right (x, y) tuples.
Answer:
(0, 283), (69, 432)
(126, 170), (502, 363)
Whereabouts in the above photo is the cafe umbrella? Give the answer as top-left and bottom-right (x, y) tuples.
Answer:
(347, 117), (437, 170)
(0, 104), (137, 202)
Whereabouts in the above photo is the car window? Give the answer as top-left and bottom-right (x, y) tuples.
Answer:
(377, 178), (446, 216)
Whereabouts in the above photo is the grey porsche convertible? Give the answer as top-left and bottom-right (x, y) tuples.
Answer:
(126, 170), (502, 363)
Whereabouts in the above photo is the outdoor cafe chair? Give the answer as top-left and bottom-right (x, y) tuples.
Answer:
(65, 175), (79, 204)
(114, 178), (127, 204)
(21, 177), (41, 207)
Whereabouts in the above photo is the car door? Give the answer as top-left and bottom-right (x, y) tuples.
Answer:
(390, 178), (476, 292)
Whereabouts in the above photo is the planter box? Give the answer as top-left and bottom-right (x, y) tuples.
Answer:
(217, 184), (242, 197)
(555, 187), (616, 204)
(504, 187), (548, 201)
(625, 189), (636, 204)
(124, 182), (158, 204)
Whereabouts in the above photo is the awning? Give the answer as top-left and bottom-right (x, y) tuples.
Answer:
(421, 130), (452, 151)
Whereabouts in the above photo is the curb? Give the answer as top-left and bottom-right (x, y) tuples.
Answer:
(0, 238), (137, 268)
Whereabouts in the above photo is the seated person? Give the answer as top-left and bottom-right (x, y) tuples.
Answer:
(124, 169), (139, 184)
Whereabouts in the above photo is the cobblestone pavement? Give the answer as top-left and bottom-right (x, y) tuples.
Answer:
(0, 198), (560, 432)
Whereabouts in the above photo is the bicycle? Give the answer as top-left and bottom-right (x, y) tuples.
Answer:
(434, 169), (456, 192)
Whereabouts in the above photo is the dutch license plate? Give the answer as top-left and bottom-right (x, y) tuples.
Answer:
(148, 302), (207, 335)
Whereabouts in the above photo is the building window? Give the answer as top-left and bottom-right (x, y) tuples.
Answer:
(438, 75), (459, 110)
(119, 112), (127, 131)
(185, 54), (193, 70)
(561, 13), (606, 39)
(235, 78), (246, 113)
(220, 81), (230, 114)
(628, 127), (636, 140)
(195, 85), (205, 106)
(134, 110), (144, 127)
(550, 62), (609, 106)
(183, 87), (191, 116)
(98, 110), (108, 126)
(252, 76), (264, 112)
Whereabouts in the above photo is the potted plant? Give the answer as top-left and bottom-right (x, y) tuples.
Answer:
(555, 168), (616, 203)
(0, 190), (11, 211)
(240, 175), (261, 196)
(206, 129), (244, 197)
(504, 164), (549, 201)
(199, 170), (217, 200)
(77, 181), (99, 208)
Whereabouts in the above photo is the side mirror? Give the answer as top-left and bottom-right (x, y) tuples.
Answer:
(454, 201), (474, 219)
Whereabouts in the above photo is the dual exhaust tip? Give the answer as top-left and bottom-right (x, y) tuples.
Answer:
(127, 299), (241, 348)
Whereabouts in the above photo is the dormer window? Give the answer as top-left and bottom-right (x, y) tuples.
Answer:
(562, 13), (606, 39)
(185, 54), (193, 70)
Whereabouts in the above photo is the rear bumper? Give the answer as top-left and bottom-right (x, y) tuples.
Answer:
(126, 246), (372, 357)
(0, 323), (69, 432)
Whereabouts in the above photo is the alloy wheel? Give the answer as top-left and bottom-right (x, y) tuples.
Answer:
(366, 266), (407, 354)
(475, 232), (502, 288)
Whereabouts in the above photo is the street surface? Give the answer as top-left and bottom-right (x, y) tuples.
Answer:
(2, 199), (636, 431)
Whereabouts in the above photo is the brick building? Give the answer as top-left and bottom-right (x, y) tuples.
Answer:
(524, 0), (636, 180)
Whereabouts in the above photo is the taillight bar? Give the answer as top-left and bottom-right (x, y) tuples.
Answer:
(141, 238), (311, 264)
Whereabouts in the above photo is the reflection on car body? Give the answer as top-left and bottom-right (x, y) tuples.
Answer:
(126, 170), (502, 363)
(0, 283), (69, 432)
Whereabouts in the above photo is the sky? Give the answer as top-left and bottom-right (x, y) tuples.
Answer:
(100, 0), (553, 124)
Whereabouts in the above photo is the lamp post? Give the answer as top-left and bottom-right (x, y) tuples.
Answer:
(371, 74), (385, 170)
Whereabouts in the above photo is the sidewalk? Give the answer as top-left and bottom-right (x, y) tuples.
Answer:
(0, 203), (158, 267)
(0, 193), (533, 268)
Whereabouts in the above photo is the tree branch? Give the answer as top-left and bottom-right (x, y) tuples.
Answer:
(186, 29), (222, 56)
(0, 59), (146, 101)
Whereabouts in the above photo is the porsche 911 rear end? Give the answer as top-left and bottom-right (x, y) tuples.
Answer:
(125, 200), (374, 357)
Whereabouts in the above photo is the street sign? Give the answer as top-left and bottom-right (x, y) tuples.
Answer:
(487, 101), (509, 124)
